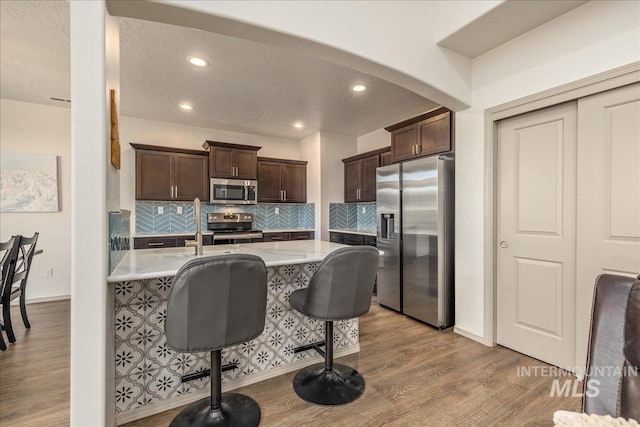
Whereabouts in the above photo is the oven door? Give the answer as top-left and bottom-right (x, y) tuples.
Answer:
(210, 179), (257, 204)
(212, 232), (263, 245)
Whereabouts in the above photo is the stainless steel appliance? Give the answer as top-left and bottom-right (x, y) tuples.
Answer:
(209, 178), (257, 204)
(376, 155), (454, 328)
(207, 213), (263, 244)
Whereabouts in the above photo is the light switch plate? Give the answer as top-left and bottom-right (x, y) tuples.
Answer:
(158, 206), (164, 214)
(177, 206), (183, 214)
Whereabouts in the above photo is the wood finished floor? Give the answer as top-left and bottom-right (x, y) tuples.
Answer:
(0, 300), (70, 426)
(0, 300), (580, 426)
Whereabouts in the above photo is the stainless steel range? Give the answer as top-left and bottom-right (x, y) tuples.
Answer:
(207, 213), (263, 244)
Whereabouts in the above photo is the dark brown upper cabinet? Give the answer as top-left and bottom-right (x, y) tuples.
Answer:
(342, 147), (390, 203)
(131, 143), (209, 201)
(380, 150), (393, 167)
(203, 141), (261, 179)
(386, 107), (453, 163)
(257, 157), (307, 203)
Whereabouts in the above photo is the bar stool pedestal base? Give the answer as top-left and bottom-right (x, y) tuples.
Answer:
(293, 363), (365, 405)
(169, 393), (261, 427)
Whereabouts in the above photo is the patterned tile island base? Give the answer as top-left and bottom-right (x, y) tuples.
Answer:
(113, 261), (359, 424)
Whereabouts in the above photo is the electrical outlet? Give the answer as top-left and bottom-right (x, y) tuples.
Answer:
(275, 207), (280, 215)
(362, 206), (366, 213)
(44, 268), (53, 278)
(177, 206), (183, 214)
(158, 206), (164, 214)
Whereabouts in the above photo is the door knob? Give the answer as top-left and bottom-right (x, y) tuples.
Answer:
(500, 241), (509, 249)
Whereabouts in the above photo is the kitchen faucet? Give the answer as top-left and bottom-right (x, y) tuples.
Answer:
(185, 198), (203, 255)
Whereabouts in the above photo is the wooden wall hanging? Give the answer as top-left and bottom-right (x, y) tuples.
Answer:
(110, 89), (121, 170)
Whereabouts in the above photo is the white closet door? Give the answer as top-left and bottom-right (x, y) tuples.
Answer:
(575, 83), (640, 372)
(497, 102), (578, 370)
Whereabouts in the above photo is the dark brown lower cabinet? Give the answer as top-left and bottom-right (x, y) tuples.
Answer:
(134, 235), (213, 249)
(329, 232), (377, 294)
(262, 231), (314, 242)
(329, 232), (376, 246)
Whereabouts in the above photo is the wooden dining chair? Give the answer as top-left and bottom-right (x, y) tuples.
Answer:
(0, 236), (20, 350)
(1, 233), (39, 343)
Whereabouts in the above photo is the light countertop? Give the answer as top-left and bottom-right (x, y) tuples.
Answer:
(108, 240), (346, 282)
(328, 228), (377, 237)
(133, 231), (213, 238)
(133, 230), (314, 237)
(262, 229), (315, 233)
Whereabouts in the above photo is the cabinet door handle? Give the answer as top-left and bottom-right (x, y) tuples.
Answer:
(283, 190), (286, 201)
(175, 186), (178, 198)
(148, 242), (165, 247)
(416, 144), (421, 154)
(411, 145), (415, 155)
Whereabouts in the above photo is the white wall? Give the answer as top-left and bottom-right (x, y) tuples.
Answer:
(0, 99), (71, 302)
(300, 132), (322, 238)
(357, 128), (390, 154)
(118, 116), (303, 230)
(454, 0), (640, 339)
(70, 1), (117, 424)
(320, 132), (358, 240)
(432, 0), (503, 44)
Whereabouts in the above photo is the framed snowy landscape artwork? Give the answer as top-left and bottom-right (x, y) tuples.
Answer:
(0, 152), (59, 212)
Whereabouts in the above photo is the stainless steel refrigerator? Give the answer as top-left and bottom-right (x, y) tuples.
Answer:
(376, 155), (454, 328)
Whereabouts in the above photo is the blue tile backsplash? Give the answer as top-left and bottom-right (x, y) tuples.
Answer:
(108, 210), (130, 274)
(136, 202), (315, 233)
(329, 202), (376, 230)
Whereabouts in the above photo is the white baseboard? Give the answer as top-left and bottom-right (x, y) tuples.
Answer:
(454, 326), (492, 347)
(10, 294), (70, 306)
(116, 345), (360, 425)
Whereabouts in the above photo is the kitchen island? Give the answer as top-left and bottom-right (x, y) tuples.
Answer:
(108, 240), (359, 424)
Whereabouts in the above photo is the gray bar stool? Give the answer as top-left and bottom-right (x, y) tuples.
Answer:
(165, 254), (267, 427)
(289, 246), (379, 405)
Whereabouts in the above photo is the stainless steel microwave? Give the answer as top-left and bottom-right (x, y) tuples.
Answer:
(209, 178), (257, 204)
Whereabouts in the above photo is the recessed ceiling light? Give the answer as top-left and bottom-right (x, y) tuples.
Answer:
(179, 103), (194, 111)
(293, 122), (304, 129)
(187, 56), (209, 67)
(352, 84), (367, 92)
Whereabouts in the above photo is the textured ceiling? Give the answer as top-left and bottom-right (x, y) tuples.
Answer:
(0, 1), (70, 107)
(0, 1), (437, 140)
(118, 17), (438, 140)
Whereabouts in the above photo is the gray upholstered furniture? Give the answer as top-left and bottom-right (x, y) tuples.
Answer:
(583, 274), (640, 422)
(289, 246), (379, 405)
(165, 254), (267, 427)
